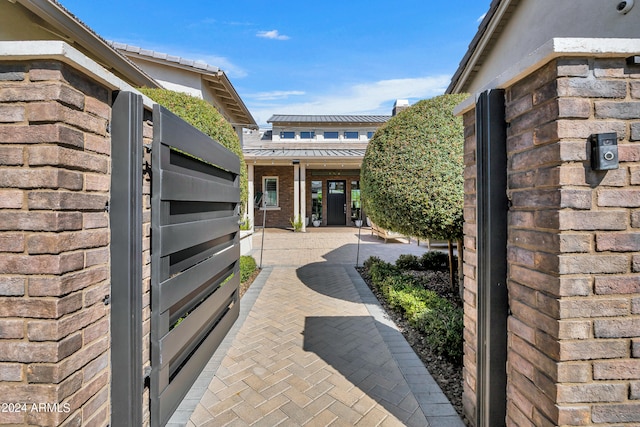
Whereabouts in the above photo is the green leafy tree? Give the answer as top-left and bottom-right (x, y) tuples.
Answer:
(140, 88), (248, 216)
(361, 93), (468, 288)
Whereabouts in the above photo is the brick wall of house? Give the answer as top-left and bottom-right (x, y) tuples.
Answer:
(463, 57), (640, 426)
(0, 61), (111, 426)
(253, 165), (294, 228)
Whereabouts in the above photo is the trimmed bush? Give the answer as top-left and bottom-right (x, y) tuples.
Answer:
(361, 93), (468, 241)
(140, 88), (248, 215)
(416, 300), (464, 361)
(420, 251), (450, 271)
(395, 254), (422, 271)
(240, 255), (257, 283)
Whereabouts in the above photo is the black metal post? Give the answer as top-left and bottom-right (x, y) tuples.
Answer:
(476, 89), (508, 427)
(110, 91), (144, 426)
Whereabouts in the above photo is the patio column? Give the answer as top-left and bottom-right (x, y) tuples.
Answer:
(247, 163), (254, 229)
(293, 163), (300, 225)
(300, 164), (306, 232)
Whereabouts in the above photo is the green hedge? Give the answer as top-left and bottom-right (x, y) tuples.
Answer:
(364, 256), (463, 361)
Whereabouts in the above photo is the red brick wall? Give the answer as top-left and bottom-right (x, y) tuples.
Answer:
(253, 165), (294, 228)
(463, 57), (640, 426)
(0, 61), (111, 425)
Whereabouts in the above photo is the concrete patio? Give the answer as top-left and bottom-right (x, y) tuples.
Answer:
(168, 227), (464, 427)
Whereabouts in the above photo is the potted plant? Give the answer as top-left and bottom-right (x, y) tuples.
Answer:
(312, 214), (321, 227)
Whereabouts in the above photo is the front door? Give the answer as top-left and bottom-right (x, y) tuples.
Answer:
(327, 180), (346, 225)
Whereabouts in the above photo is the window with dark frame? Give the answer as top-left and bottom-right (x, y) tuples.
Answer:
(323, 131), (339, 139)
(280, 131), (295, 139)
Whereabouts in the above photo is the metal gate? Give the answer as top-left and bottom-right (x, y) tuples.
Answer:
(476, 89), (509, 427)
(150, 104), (241, 426)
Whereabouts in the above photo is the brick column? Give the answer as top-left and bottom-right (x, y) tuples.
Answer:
(463, 56), (640, 427)
(0, 61), (111, 426)
(461, 107), (478, 422)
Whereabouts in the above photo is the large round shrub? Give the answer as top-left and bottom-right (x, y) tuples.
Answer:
(361, 93), (467, 241)
(140, 88), (248, 215)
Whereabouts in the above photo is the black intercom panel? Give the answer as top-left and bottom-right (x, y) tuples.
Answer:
(590, 132), (619, 171)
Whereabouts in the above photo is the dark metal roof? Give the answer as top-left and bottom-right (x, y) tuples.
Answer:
(268, 115), (390, 124)
(244, 148), (366, 158)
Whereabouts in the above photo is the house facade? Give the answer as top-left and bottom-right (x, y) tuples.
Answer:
(447, 0), (640, 426)
(111, 43), (258, 141)
(243, 101), (408, 230)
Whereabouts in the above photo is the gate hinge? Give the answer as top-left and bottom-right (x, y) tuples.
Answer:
(103, 294), (111, 305)
(143, 143), (152, 153)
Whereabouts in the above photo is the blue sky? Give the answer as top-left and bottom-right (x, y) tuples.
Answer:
(58, 0), (491, 127)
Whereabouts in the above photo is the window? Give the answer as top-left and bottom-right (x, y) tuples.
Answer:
(344, 131), (359, 139)
(263, 177), (278, 207)
(367, 131), (375, 139)
(280, 131), (295, 139)
(311, 181), (322, 221)
(351, 180), (361, 221)
(323, 131), (339, 139)
(300, 131), (315, 139)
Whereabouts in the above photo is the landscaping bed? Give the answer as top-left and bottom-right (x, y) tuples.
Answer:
(357, 253), (467, 425)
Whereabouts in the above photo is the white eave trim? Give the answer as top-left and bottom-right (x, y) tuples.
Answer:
(454, 37), (640, 115)
(0, 40), (156, 108)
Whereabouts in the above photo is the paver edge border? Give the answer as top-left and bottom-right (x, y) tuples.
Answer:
(166, 266), (274, 426)
(345, 265), (466, 427)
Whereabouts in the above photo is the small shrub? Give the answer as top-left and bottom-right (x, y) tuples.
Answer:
(416, 298), (464, 361)
(290, 216), (303, 232)
(420, 251), (450, 271)
(395, 254), (422, 271)
(363, 256), (383, 270)
(368, 260), (398, 286)
(240, 255), (257, 283)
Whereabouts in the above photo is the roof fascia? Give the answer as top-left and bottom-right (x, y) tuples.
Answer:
(446, 0), (516, 94)
(15, 0), (159, 88)
(205, 72), (258, 129)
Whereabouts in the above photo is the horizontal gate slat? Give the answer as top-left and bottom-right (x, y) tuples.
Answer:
(159, 244), (239, 313)
(160, 274), (240, 369)
(158, 300), (239, 425)
(160, 170), (239, 203)
(159, 216), (238, 257)
(159, 273), (238, 368)
(157, 106), (240, 175)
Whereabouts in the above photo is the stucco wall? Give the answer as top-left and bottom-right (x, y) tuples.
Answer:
(468, 1), (639, 94)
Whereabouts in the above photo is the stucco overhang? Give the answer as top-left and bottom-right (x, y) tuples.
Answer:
(453, 37), (640, 116)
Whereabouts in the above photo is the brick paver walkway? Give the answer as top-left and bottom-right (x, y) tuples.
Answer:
(169, 228), (464, 427)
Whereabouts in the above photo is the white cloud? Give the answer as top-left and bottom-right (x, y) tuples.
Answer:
(245, 90), (305, 101)
(247, 75), (451, 127)
(256, 30), (290, 40)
